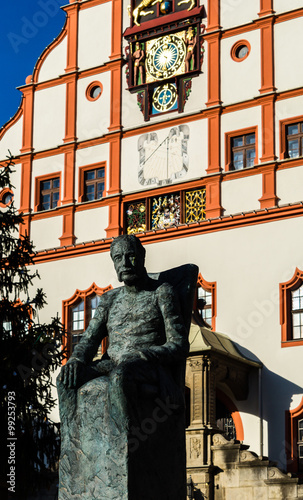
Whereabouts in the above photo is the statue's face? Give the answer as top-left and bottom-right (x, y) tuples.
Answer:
(111, 239), (145, 285)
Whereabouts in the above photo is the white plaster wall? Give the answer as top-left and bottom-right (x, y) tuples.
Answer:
(121, 119), (208, 194)
(221, 30), (261, 105)
(275, 17), (303, 93)
(277, 165), (303, 205)
(221, 107), (262, 167)
(275, 96), (303, 155)
(0, 113), (23, 159)
(220, 0), (259, 29)
(75, 143), (110, 193)
(31, 154), (65, 211)
(33, 85), (66, 151)
(78, 2), (112, 70)
(274, 0), (303, 14)
(10, 163), (22, 210)
(221, 174), (262, 215)
(31, 216), (63, 251)
(38, 36), (67, 83)
(74, 206), (108, 243)
(77, 72), (111, 142)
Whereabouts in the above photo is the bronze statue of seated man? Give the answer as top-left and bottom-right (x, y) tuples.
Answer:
(57, 234), (197, 500)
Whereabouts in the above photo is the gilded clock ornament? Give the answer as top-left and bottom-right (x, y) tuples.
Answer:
(145, 33), (186, 83)
(152, 83), (177, 113)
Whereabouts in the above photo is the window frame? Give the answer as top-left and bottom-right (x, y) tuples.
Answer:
(285, 396), (303, 476)
(225, 126), (258, 172)
(193, 273), (217, 331)
(0, 188), (14, 208)
(78, 162), (106, 203)
(280, 116), (303, 160)
(124, 185), (206, 234)
(34, 172), (61, 212)
(62, 283), (113, 361)
(280, 268), (303, 347)
(230, 39), (251, 63)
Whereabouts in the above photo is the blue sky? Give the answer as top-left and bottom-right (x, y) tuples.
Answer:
(0, 0), (66, 128)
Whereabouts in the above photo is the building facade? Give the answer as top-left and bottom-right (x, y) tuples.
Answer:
(1, 0), (303, 495)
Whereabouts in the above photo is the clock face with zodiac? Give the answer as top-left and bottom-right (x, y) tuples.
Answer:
(152, 83), (177, 113)
(145, 32), (186, 83)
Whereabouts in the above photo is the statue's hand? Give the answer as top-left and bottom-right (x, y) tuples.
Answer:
(57, 358), (85, 389)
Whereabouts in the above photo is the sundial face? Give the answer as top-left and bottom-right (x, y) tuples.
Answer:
(138, 125), (190, 186)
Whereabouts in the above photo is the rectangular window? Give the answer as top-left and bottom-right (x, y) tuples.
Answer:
(287, 122), (303, 158)
(125, 187), (206, 234)
(231, 133), (256, 170)
(84, 168), (105, 202)
(39, 177), (60, 211)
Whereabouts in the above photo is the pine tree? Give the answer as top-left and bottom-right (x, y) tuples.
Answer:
(0, 156), (66, 498)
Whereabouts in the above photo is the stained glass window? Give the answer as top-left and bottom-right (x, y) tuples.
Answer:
(151, 193), (180, 230)
(185, 188), (206, 223)
(126, 201), (146, 234)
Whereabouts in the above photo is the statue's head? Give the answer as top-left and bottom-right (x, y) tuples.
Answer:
(110, 235), (146, 285)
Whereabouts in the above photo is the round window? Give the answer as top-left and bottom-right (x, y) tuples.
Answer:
(231, 40), (251, 62)
(0, 188), (13, 207)
(86, 81), (103, 101)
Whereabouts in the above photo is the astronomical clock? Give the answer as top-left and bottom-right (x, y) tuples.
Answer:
(124, 0), (205, 121)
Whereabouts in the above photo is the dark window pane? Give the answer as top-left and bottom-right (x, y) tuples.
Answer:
(42, 180), (51, 190)
(288, 139), (299, 158)
(232, 137), (243, 148)
(246, 134), (255, 145)
(233, 151), (244, 169)
(85, 171), (95, 181)
(91, 86), (102, 99)
(97, 168), (105, 178)
(247, 148), (256, 167)
(236, 45), (248, 59)
(86, 185), (95, 194)
(97, 186), (104, 199)
(53, 178), (60, 188)
(42, 194), (51, 210)
(288, 124), (299, 135)
(3, 192), (13, 205)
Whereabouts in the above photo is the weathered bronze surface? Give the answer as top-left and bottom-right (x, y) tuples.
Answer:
(57, 234), (198, 499)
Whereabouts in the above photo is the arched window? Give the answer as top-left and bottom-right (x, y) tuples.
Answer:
(216, 389), (244, 442)
(194, 273), (216, 330)
(280, 268), (303, 347)
(63, 283), (112, 360)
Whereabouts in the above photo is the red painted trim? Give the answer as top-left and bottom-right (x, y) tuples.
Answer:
(206, 0), (220, 32)
(279, 115), (303, 160)
(124, 6), (204, 36)
(63, 147), (76, 206)
(258, 0), (274, 17)
(64, 4), (79, 73)
(0, 188), (14, 208)
(108, 62), (122, 131)
(259, 17), (275, 94)
(19, 158), (32, 239)
(204, 175), (223, 218)
(64, 75), (78, 143)
(20, 85), (34, 154)
(32, 203), (303, 264)
(0, 99), (23, 143)
(216, 389), (244, 441)
(206, 32), (221, 107)
(32, 20), (68, 83)
(85, 81), (103, 101)
(207, 109), (221, 174)
(78, 161), (107, 202)
(230, 40), (251, 62)
(260, 96), (276, 163)
(107, 134), (121, 195)
(197, 273), (217, 331)
(258, 165), (278, 209)
(62, 282), (113, 363)
(60, 206), (76, 246)
(280, 268), (303, 347)
(110, 0), (122, 60)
